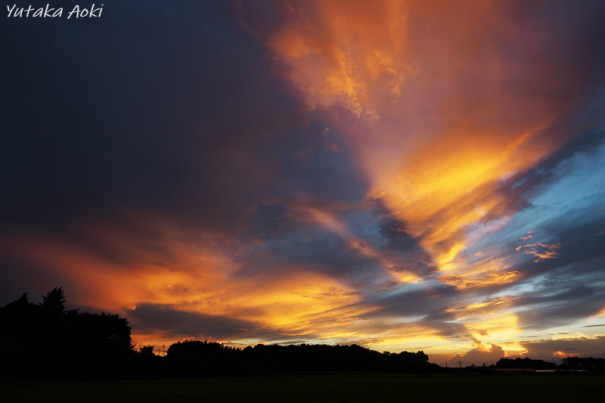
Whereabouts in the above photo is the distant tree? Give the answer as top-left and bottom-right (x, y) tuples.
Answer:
(5, 292), (31, 309)
(40, 287), (66, 315)
(66, 312), (133, 357)
(496, 357), (556, 370)
(139, 345), (155, 355)
(562, 357), (605, 373)
(167, 340), (244, 376)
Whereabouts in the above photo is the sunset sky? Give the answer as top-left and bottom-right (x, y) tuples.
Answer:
(2, 0), (605, 365)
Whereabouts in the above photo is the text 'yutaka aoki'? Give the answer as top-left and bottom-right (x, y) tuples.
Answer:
(6, 3), (104, 19)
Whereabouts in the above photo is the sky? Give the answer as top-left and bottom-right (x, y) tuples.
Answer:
(2, 0), (605, 365)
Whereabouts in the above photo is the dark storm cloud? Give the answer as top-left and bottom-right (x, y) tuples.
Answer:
(268, 115), (369, 204)
(1, 0), (306, 234)
(372, 202), (437, 278)
(235, 197), (435, 287)
(236, 230), (373, 278)
(365, 283), (457, 318)
(127, 303), (296, 341)
(0, 0), (371, 290)
(355, 283), (473, 339)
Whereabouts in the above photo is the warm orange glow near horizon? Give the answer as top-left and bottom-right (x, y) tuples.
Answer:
(1, 231), (363, 328)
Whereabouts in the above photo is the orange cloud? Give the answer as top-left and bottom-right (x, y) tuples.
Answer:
(0, 216), (369, 345)
(268, 0), (413, 118)
(553, 350), (577, 358)
(263, 0), (589, 292)
(516, 241), (561, 262)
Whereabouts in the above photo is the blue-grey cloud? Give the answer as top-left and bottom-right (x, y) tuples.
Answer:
(127, 303), (298, 342)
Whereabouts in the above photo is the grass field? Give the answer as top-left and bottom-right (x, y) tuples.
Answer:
(1, 373), (603, 403)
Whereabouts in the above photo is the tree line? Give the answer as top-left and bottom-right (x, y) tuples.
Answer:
(1, 288), (603, 380)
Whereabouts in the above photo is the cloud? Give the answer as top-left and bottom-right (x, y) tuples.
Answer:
(255, 0), (605, 294)
(445, 343), (505, 367)
(522, 336), (605, 362)
(126, 303), (294, 342)
(0, 0), (307, 237)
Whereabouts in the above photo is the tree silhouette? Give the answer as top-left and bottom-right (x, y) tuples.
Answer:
(13, 287), (600, 380)
(0, 287), (133, 379)
(162, 340), (438, 376)
(40, 287), (66, 316)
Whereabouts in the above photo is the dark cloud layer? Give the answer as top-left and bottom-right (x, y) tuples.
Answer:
(127, 303), (294, 342)
(1, 0), (306, 234)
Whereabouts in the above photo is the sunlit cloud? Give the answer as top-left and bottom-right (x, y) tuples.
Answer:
(267, 0), (414, 119)
(0, 215), (368, 345)
(258, 1), (605, 358)
(515, 232), (561, 262)
(445, 343), (505, 368)
(261, 0), (601, 293)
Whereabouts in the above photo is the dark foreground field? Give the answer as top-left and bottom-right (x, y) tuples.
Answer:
(1, 373), (603, 403)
